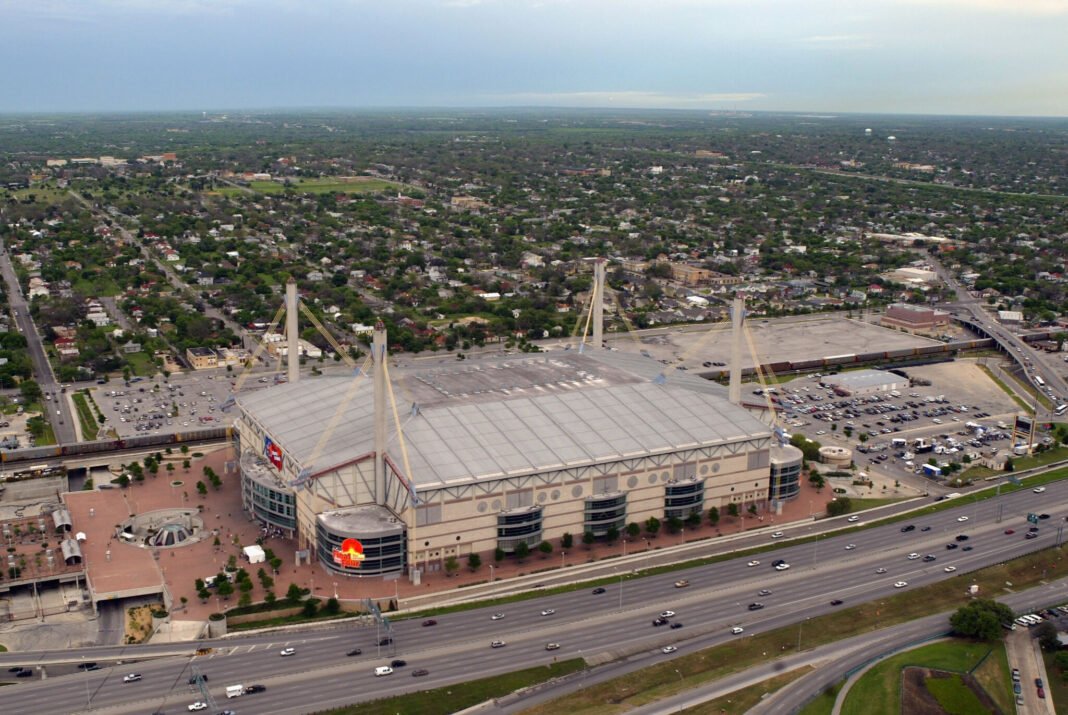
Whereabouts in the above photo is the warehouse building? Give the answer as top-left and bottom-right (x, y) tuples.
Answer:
(819, 369), (908, 396)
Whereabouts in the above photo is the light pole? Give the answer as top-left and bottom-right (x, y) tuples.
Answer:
(675, 668), (684, 684)
(489, 564), (495, 582)
(560, 551), (566, 570)
(622, 539), (627, 559)
(82, 656), (91, 710)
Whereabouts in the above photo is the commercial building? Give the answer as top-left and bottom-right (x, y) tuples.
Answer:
(820, 369), (908, 396)
(880, 303), (951, 333)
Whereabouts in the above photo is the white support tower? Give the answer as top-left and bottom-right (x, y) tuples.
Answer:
(592, 258), (605, 349)
(729, 295), (744, 405)
(286, 278), (300, 384)
(372, 320), (387, 502)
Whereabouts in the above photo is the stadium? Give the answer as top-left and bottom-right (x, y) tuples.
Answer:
(234, 276), (790, 581)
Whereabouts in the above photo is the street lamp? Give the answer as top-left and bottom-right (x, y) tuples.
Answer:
(489, 564), (495, 582)
(560, 551), (566, 570)
(675, 669), (684, 684)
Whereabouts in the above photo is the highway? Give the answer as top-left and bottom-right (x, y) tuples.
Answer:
(3, 480), (1068, 714)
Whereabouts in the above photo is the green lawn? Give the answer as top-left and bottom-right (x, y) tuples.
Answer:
(212, 177), (404, 196)
(926, 673), (992, 714)
(796, 682), (841, 715)
(1041, 650), (1068, 712)
(841, 640), (999, 715)
(71, 392), (99, 437)
(124, 351), (158, 377)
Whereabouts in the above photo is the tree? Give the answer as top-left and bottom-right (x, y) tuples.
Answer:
(949, 599), (1013, 641)
(747, 503), (758, 517)
(626, 522), (641, 539)
(324, 597), (341, 615)
(444, 555), (459, 576)
(467, 552), (482, 571)
(645, 516), (661, 538)
(19, 379), (42, 404)
(727, 502), (740, 518)
(666, 516), (683, 534)
(708, 506), (720, 527)
(514, 541), (531, 562)
(286, 582), (304, 603)
(538, 540), (553, 557)
(302, 599), (319, 617)
(826, 497), (853, 517)
(238, 592), (252, 608)
(809, 473), (825, 490)
(605, 526), (619, 543)
(196, 481), (207, 496)
(494, 547), (506, 563)
(269, 557), (283, 573)
(561, 532), (573, 549)
(216, 580), (234, 600)
(1035, 620), (1060, 652)
(582, 531), (596, 548)
(685, 511), (702, 528)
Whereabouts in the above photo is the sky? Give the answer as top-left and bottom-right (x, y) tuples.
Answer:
(1, 0), (1066, 117)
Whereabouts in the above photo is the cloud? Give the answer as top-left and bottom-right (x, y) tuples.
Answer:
(899, 0), (1068, 14)
(487, 90), (766, 108)
(798, 34), (874, 50)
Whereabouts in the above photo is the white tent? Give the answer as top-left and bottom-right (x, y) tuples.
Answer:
(242, 544), (266, 564)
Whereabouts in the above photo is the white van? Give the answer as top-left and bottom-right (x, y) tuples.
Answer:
(374, 666), (393, 677)
(226, 685), (244, 699)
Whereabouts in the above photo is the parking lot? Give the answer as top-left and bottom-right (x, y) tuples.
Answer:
(87, 370), (277, 439)
(777, 360), (1030, 489)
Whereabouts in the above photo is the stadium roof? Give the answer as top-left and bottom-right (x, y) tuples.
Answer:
(237, 351), (771, 490)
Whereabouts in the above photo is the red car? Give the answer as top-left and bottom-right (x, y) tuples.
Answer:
(422, 619), (437, 627)
(1004, 529), (1015, 535)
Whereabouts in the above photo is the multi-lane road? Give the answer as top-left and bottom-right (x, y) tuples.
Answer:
(3, 479), (1068, 714)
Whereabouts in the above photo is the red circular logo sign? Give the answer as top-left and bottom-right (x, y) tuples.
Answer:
(332, 538), (365, 568)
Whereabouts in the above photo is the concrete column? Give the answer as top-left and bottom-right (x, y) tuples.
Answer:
(592, 258), (605, 349)
(729, 295), (744, 405)
(286, 278), (300, 384)
(373, 321), (387, 503)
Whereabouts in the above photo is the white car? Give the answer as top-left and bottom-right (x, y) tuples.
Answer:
(660, 610), (676, 619)
(847, 516), (860, 523)
(188, 704), (208, 712)
(730, 626), (744, 635)
(540, 609), (555, 616)
(545, 643), (560, 651)
(775, 563), (791, 571)
(1034, 486), (1047, 494)
(957, 516), (969, 522)
(844, 544), (856, 551)
(661, 645), (677, 654)
(771, 531), (784, 539)
(490, 640), (506, 648)
(122, 673), (142, 683)
(279, 647), (296, 657)
(907, 553), (920, 560)
(374, 666), (393, 677)
(747, 560), (761, 567)
(875, 567), (887, 574)
(894, 581), (908, 588)
(944, 566), (957, 573)
(491, 613), (505, 620)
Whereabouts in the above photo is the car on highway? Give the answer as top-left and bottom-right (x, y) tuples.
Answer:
(541, 609), (556, 616)
(391, 659), (407, 668)
(875, 567), (887, 574)
(747, 560), (761, 567)
(374, 666), (393, 677)
(674, 580), (690, 588)
(901, 525), (916, 533)
(1026, 532), (1039, 539)
(652, 617), (669, 626)
(279, 647), (296, 657)
(771, 531), (784, 539)
(1005, 529), (1015, 535)
(592, 587), (606, 594)
(955, 534), (970, 541)
(1039, 513), (1051, 520)
(1034, 487), (1047, 494)
(920, 526), (932, 532)
(847, 515), (860, 523)
(894, 581), (908, 588)
(830, 599), (844, 606)
(907, 553), (920, 560)
(758, 589), (772, 596)
(661, 646), (678, 654)
(346, 648), (362, 656)
(845, 543), (857, 551)
(944, 566), (957, 573)
(670, 622), (684, 629)
(378, 637), (393, 646)
(748, 603), (765, 611)
(412, 669), (429, 677)
(962, 545), (973, 551)
(660, 610), (676, 618)
(188, 675), (209, 684)
(957, 516), (969, 522)
(245, 685), (266, 694)
(730, 626), (744, 635)
(188, 704), (208, 712)
(491, 613), (505, 620)
(923, 554), (937, 562)
(490, 640), (507, 648)
(422, 619), (437, 627)
(122, 673), (142, 683)
(545, 643), (560, 651)
(775, 562), (791, 571)
(946, 543), (959, 550)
